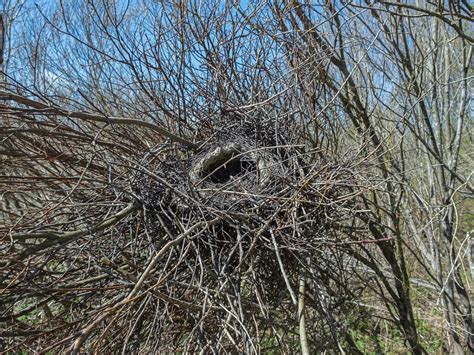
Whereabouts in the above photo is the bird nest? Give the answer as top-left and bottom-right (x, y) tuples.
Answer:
(124, 133), (361, 352)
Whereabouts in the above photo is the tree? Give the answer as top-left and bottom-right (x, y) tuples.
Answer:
(1, 1), (472, 353)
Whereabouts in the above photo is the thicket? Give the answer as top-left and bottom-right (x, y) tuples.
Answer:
(0, 1), (472, 353)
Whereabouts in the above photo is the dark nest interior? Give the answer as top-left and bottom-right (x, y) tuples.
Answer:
(197, 145), (256, 184)
(1, 116), (367, 353)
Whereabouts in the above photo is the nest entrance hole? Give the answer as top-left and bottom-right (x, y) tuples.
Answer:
(202, 150), (256, 184)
